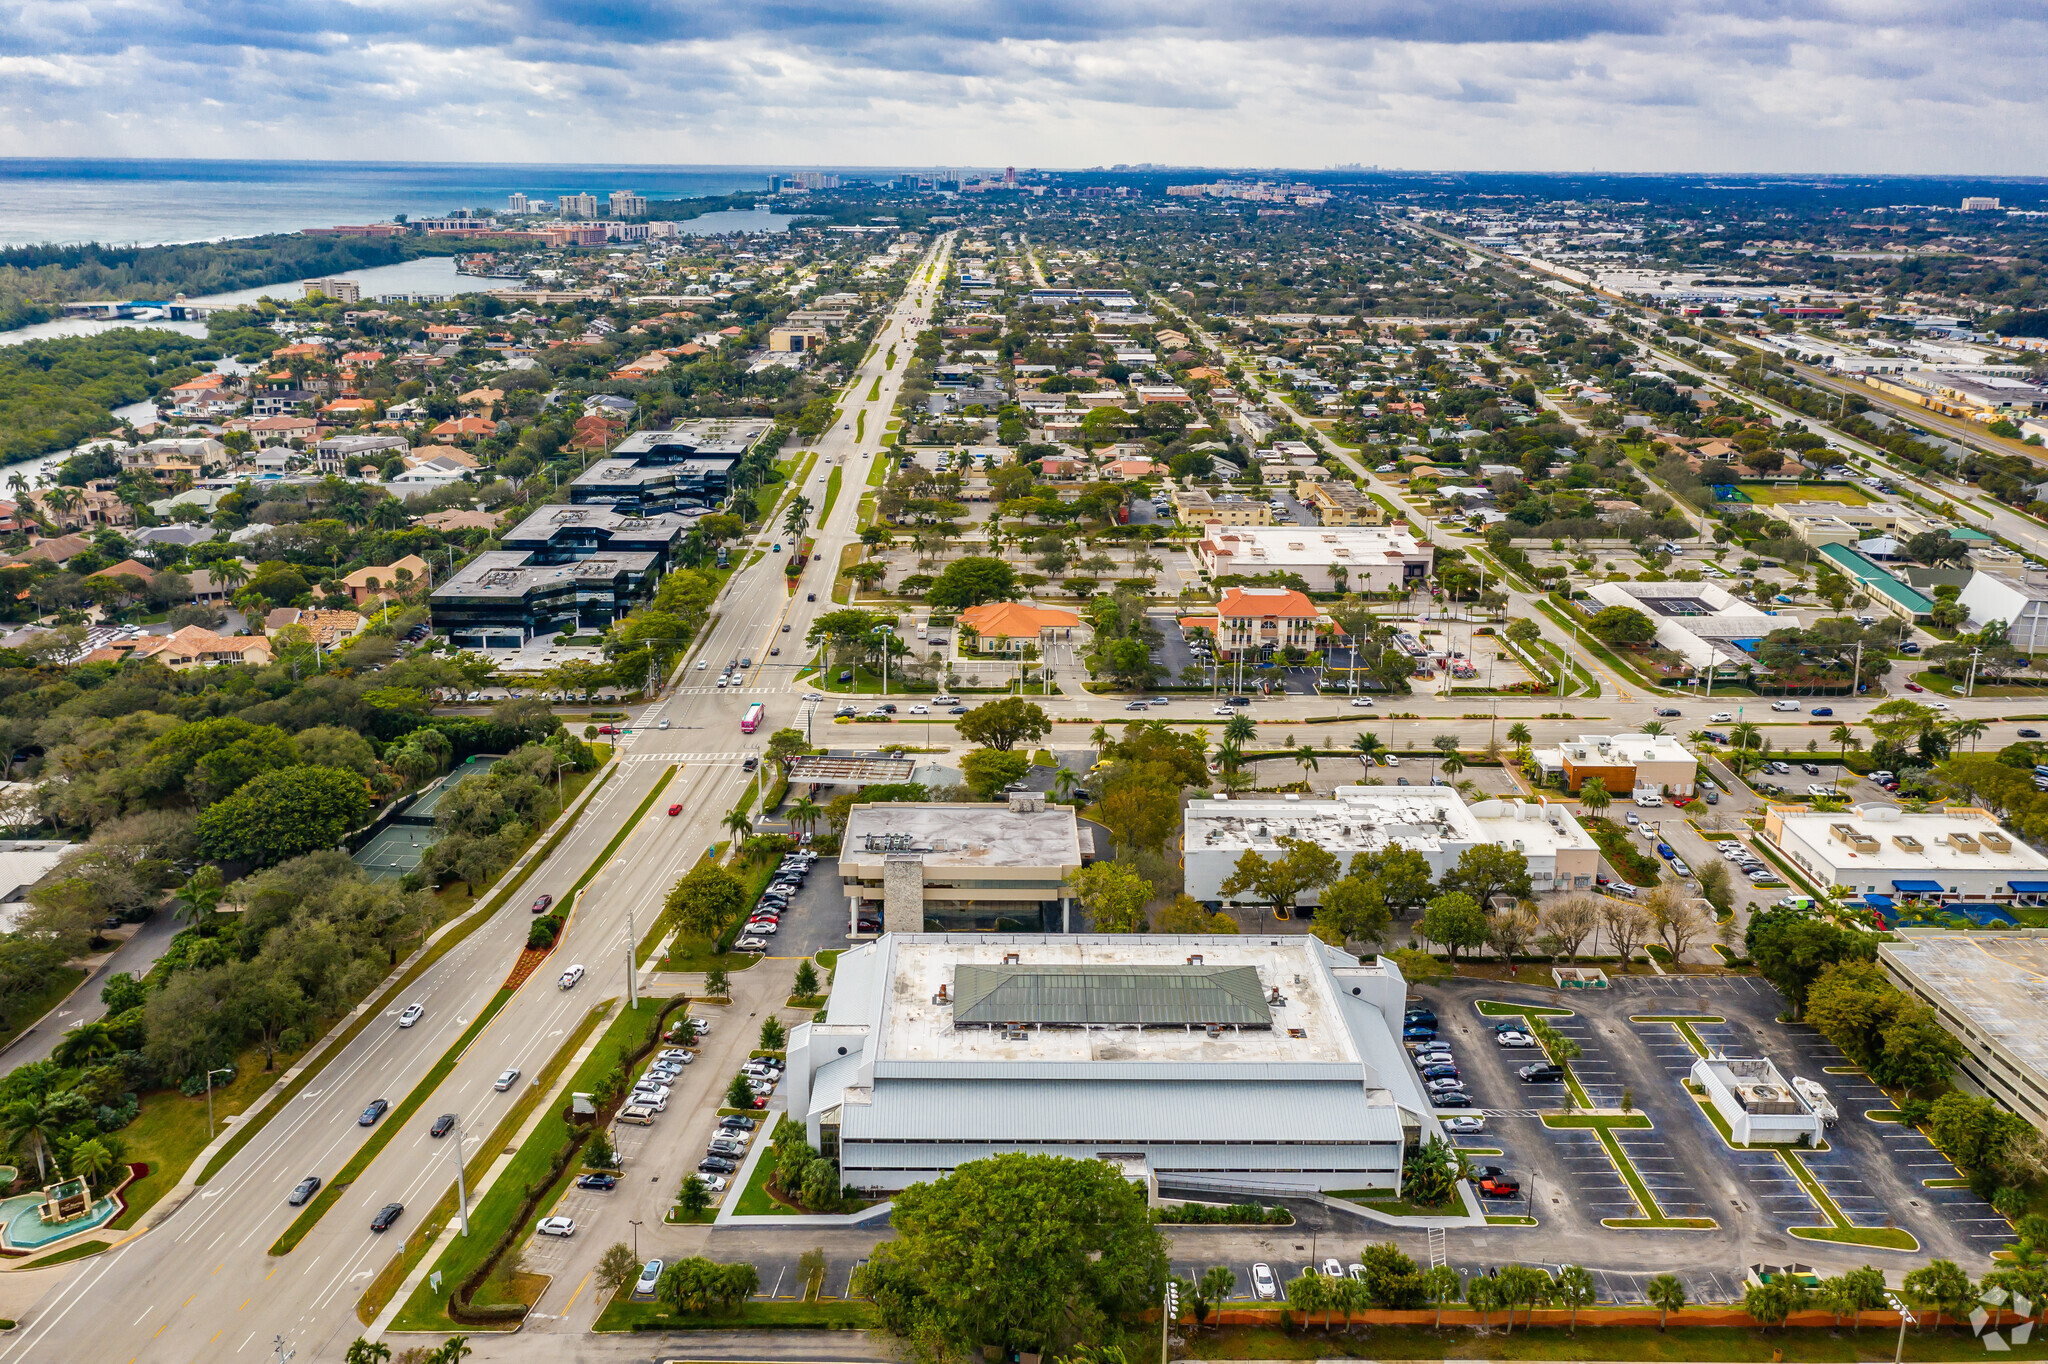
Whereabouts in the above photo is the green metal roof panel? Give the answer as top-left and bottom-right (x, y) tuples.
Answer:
(1816, 544), (1935, 615)
(951, 964), (1273, 1027)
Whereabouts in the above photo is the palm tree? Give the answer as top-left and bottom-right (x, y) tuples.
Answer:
(1646, 1272), (1687, 1331)
(1429, 734), (1458, 783)
(1578, 776), (1612, 817)
(171, 868), (224, 926)
(1090, 723), (1111, 755)
(1351, 731), (1385, 767)
(788, 796), (822, 835)
(70, 1136), (115, 1192)
(1440, 751), (1466, 783)
(5, 472), (25, 499)
(210, 558), (250, 595)
(1946, 717), (1987, 753)
(1728, 721), (1762, 772)
(1223, 712), (1256, 745)
(721, 809), (753, 846)
(1051, 767), (1079, 803)
(1640, 720), (1666, 736)
(6, 1094), (80, 1182)
(53, 1021), (117, 1068)
(1293, 746), (1320, 780)
(1506, 722), (1532, 760)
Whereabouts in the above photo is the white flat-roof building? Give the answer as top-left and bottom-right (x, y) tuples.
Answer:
(784, 933), (1435, 1195)
(1691, 1055), (1825, 1146)
(1878, 932), (2048, 1130)
(1184, 788), (1598, 908)
(1583, 580), (1792, 674)
(840, 792), (1085, 935)
(1762, 802), (2048, 906)
(1195, 525), (1433, 594)
(1529, 732), (1700, 797)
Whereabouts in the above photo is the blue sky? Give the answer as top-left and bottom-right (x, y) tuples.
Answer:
(2, 1), (2043, 171)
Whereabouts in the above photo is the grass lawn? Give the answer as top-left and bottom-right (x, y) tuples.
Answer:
(1332, 1194), (1453, 1217)
(391, 996), (681, 1333)
(1792, 1225), (1920, 1250)
(820, 466), (844, 519)
(19, 1239), (109, 1269)
(1581, 817), (1665, 887)
(114, 1049), (284, 1228)
(731, 1119), (793, 1216)
(0, 966), (85, 1052)
(1736, 482), (1873, 506)
(1485, 1215), (1538, 1225)
(1476, 1000), (1575, 1019)
(595, 1298), (874, 1332)
(658, 935), (764, 973)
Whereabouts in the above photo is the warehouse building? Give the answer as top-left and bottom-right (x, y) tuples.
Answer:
(1762, 802), (2048, 907)
(1184, 787), (1599, 908)
(1878, 932), (2048, 1131)
(784, 933), (1438, 1195)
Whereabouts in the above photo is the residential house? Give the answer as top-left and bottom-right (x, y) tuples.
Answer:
(418, 508), (501, 533)
(129, 626), (274, 670)
(263, 607), (366, 647)
(430, 416), (500, 443)
(340, 555), (431, 605)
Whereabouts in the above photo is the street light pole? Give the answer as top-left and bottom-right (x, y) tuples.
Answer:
(204, 1065), (234, 1139)
(630, 1218), (643, 1260)
(451, 1115), (471, 1235)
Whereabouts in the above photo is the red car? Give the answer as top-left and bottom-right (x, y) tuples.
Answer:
(668, 803), (683, 816)
(1479, 1175), (1521, 1197)
(530, 893), (554, 915)
(597, 724), (619, 735)
(1904, 682), (1925, 692)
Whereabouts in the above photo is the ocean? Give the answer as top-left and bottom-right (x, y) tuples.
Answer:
(0, 158), (844, 248)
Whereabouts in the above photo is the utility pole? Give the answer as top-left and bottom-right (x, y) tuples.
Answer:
(1965, 646), (1982, 698)
(204, 1065), (234, 1139)
(1849, 640), (1863, 701)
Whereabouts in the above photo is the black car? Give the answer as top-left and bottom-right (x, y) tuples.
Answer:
(370, 1202), (404, 1232)
(1468, 1163), (1505, 1181)
(431, 1113), (456, 1138)
(718, 1115), (759, 1132)
(577, 1172), (618, 1191)
(1654, 707), (1681, 717)
(948, 705), (968, 715)
(698, 1156), (738, 1175)
(2022, 729), (2043, 739)
(807, 593), (817, 601)
(359, 1098), (390, 1126)
(1518, 1063), (1566, 1083)
(1433, 1093), (1475, 1109)
(1227, 695), (1251, 706)
(1404, 1008), (1437, 1027)
(287, 1175), (321, 1206)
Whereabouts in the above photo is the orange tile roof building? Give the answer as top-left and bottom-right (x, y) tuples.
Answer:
(956, 601), (1084, 653)
(1215, 586), (1321, 661)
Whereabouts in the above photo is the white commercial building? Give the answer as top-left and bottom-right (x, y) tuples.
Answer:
(1879, 932), (2048, 1130)
(840, 792), (1085, 936)
(1959, 568), (2048, 654)
(1184, 787), (1600, 910)
(1583, 580), (1792, 674)
(784, 933), (1438, 1195)
(1762, 802), (2048, 908)
(1530, 732), (1700, 798)
(1690, 1055), (1825, 1146)
(1194, 525), (1433, 594)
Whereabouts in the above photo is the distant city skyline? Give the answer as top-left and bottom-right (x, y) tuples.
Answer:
(3, 2), (2043, 173)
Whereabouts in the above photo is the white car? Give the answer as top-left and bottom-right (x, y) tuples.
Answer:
(1444, 1115), (1487, 1134)
(1495, 1030), (1536, 1047)
(1711, 711), (1735, 723)
(696, 660), (707, 670)
(658, 1048), (694, 1064)
(633, 1082), (672, 1102)
(398, 1003), (424, 1028)
(700, 1175), (729, 1193)
(495, 1067), (520, 1090)
(1382, 754), (1399, 767)
(559, 964), (585, 990)
(1931, 701), (1951, 711)
(1213, 707), (1234, 717)
(658, 719), (670, 730)
(1808, 783), (1833, 798)
(537, 1216), (575, 1237)
(736, 936), (769, 951)
(1252, 1263), (1277, 1300)
(909, 704), (929, 715)
(1350, 698), (1374, 707)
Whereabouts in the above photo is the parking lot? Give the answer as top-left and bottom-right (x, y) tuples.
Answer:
(1409, 976), (2004, 1269)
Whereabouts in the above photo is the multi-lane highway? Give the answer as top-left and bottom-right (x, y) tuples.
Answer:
(0, 233), (954, 1364)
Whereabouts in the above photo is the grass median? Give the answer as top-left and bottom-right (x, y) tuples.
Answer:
(356, 997), (613, 1323)
(596, 1299), (874, 1332)
(270, 986), (516, 1255)
(198, 762), (617, 1187)
(392, 995), (679, 1332)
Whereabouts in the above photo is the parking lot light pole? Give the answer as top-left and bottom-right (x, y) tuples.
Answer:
(1887, 1292), (1915, 1364)
(630, 1218), (643, 1260)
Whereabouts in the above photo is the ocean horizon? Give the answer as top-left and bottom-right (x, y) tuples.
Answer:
(0, 158), (929, 248)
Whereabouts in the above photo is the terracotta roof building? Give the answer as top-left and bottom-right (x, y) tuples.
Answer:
(1215, 586), (1321, 661)
(957, 601), (1084, 653)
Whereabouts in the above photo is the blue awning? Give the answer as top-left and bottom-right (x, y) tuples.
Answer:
(1892, 879), (1946, 894)
(2009, 881), (2048, 895)
(1863, 893), (1894, 909)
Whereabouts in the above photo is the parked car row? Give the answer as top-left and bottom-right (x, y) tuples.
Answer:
(739, 850), (818, 951)
(1713, 839), (1783, 886)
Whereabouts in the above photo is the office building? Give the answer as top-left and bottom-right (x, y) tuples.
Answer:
(498, 504), (697, 566)
(302, 278), (361, 304)
(568, 418), (772, 515)
(428, 550), (658, 648)
(1185, 787), (1599, 908)
(782, 932), (1437, 1195)
(1762, 802), (2048, 906)
(1171, 488), (1272, 526)
(1879, 932), (2048, 1130)
(1196, 525), (1431, 594)
(839, 791), (1084, 934)
(609, 190), (647, 218)
(1529, 732), (1699, 798)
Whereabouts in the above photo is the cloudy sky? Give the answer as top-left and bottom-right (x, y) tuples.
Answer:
(3, 0), (2045, 172)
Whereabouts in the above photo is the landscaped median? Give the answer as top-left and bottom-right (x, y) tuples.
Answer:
(1542, 1111), (1716, 1230)
(390, 995), (686, 1332)
(270, 986), (517, 1255)
(197, 760), (619, 1188)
